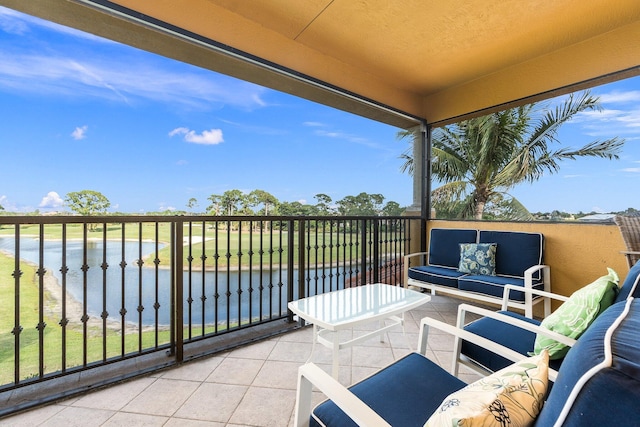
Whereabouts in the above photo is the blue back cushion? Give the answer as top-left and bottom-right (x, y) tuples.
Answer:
(428, 228), (478, 268)
(479, 231), (543, 278)
(534, 298), (640, 426)
(462, 311), (563, 373)
(615, 259), (640, 302)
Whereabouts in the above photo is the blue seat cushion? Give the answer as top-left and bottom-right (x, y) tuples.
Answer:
(310, 352), (466, 427)
(534, 298), (640, 426)
(408, 265), (466, 288)
(462, 311), (562, 373)
(457, 274), (544, 301)
(428, 228), (478, 268)
(478, 231), (543, 279)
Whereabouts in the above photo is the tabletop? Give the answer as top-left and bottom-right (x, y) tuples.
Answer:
(288, 283), (430, 330)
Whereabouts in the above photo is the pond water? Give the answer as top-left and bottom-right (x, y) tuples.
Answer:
(0, 237), (341, 327)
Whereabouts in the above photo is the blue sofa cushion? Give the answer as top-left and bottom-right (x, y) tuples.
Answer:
(479, 231), (543, 279)
(408, 265), (466, 288)
(462, 311), (563, 373)
(428, 228), (478, 268)
(615, 259), (640, 302)
(457, 274), (544, 301)
(534, 298), (640, 426)
(310, 352), (466, 427)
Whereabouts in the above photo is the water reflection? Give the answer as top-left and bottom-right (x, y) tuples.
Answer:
(0, 237), (346, 326)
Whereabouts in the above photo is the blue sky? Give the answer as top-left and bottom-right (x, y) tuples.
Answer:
(0, 6), (638, 215)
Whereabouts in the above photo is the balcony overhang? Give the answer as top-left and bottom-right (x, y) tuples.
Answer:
(2, 0), (640, 128)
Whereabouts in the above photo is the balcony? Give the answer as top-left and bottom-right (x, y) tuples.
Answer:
(0, 213), (631, 424)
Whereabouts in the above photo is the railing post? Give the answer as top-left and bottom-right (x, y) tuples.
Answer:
(173, 219), (184, 363)
(372, 219), (380, 284)
(360, 219), (367, 286)
(287, 218), (303, 322)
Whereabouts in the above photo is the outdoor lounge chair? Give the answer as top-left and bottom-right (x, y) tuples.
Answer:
(295, 296), (640, 426)
(614, 214), (640, 269)
(454, 260), (640, 377)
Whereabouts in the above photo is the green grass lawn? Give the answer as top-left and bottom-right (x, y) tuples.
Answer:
(0, 251), (177, 385)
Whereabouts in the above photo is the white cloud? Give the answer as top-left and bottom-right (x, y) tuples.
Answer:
(169, 127), (224, 145)
(599, 90), (640, 104)
(572, 108), (640, 137)
(303, 121), (325, 127)
(0, 49), (269, 110)
(621, 168), (640, 173)
(0, 7), (29, 35)
(0, 6), (112, 42)
(313, 129), (380, 148)
(71, 125), (88, 140)
(39, 191), (64, 209)
(168, 127), (189, 137)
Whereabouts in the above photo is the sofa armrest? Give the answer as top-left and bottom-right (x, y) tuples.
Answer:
(403, 251), (429, 288)
(294, 362), (391, 427)
(519, 265), (552, 317)
(501, 281), (564, 315)
(418, 316), (532, 365)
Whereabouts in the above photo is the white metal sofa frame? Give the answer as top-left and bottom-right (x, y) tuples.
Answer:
(404, 229), (551, 319)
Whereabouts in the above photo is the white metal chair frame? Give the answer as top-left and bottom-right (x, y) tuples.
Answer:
(294, 292), (569, 427)
(452, 284), (574, 379)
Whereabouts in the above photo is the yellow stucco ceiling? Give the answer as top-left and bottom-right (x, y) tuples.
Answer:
(3, 0), (640, 128)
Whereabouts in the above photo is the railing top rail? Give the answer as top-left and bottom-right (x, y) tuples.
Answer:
(0, 214), (413, 225)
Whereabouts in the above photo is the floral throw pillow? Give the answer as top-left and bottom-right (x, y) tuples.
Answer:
(458, 243), (497, 276)
(533, 268), (619, 359)
(425, 350), (549, 427)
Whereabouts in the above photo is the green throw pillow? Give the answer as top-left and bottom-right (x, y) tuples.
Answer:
(458, 243), (497, 276)
(533, 268), (619, 359)
(425, 350), (549, 427)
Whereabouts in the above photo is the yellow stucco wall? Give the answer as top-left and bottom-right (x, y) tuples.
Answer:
(415, 220), (630, 299)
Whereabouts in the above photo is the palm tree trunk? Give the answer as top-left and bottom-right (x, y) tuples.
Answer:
(474, 201), (485, 220)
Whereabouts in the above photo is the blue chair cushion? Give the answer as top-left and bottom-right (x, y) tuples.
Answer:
(428, 228), (478, 268)
(462, 311), (563, 373)
(408, 265), (466, 288)
(457, 274), (544, 301)
(615, 259), (640, 302)
(534, 298), (640, 426)
(310, 352), (466, 427)
(479, 231), (543, 279)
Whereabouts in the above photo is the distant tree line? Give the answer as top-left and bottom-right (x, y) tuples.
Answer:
(50, 189), (406, 217)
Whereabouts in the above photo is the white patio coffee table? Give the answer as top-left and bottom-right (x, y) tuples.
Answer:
(288, 283), (430, 378)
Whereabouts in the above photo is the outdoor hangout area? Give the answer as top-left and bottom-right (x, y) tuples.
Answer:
(1, 0), (640, 425)
(3, 258), (639, 426)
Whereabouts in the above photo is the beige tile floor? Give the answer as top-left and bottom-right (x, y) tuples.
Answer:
(0, 295), (483, 427)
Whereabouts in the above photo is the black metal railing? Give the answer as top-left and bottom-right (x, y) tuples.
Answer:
(0, 214), (413, 412)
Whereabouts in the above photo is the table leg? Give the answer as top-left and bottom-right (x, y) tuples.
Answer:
(306, 324), (319, 364)
(332, 331), (340, 379)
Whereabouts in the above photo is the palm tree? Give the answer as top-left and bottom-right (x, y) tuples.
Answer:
(399, 91), (624, 220)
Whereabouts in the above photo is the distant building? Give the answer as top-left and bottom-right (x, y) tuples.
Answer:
(577, 213), (616, 223)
